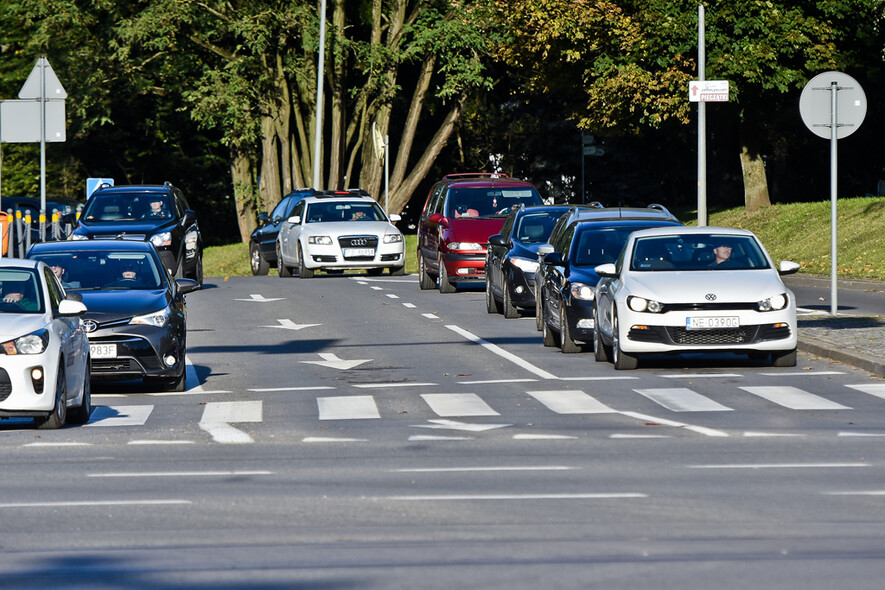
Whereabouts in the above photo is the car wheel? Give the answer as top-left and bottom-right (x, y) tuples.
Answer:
(67, 363), (91, 425)
(36, 365), (67, 429)
(298, 245), (314, 278)
(251, 243), (270, 275)
(502, 279), (519, 319)
(192, 253), (204, 287)
(541, 305), (557, 347)
(438, 257), (456, 293)
(486, 277), (502, 314)
(559, 307), (581, 353)
(163, 369), (187, 392)
(390, 266), (405, 276)
(418, 255), (435, 290)
(535, 285), (543, 332)
(770, 348), (797, 367)
(594, 317), (612, 363)
(277, 243), (292, 277)
(612, 313), (638, 370)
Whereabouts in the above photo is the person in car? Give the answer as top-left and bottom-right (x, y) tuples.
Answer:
(49, 263), (81, 289)
(142, 198), (171, 219)
(709, 240), (738, 268)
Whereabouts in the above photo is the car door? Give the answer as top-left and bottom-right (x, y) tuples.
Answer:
(487, 211), (516, 298)
(44, 268), (85, 401)
(419, 184), (445, 275)
(260, 195), (293, 261)
(541, 223), (574, 329)
(279, 200), (306, 265)
(594, 242), (628, 340)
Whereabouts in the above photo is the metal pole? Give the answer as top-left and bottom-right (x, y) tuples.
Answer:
(580, 135), (585, 205)
(697, 5), (707, 227)
(830, 80), (838, 316)
(312, 0), (327, 189)
(40, 56), (47, 241)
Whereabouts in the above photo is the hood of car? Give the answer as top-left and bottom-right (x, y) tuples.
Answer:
(78, 289), (171, 322)
(625, 269), (787, 303)
(444, 218), (506, 243)
(301, 220), (399, 236)
(74, 219), (177, 236)
(0, 313), (51, 341)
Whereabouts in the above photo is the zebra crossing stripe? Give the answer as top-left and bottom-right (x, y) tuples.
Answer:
(421, 393), (499, 417)
(633, 388), (733, 412)
(846, 384), (885, 400)
(525, 390), (616, 414)
(317, 395), (380, 420)
(86, 405), (154, 427)
(739, 386), (851, 410)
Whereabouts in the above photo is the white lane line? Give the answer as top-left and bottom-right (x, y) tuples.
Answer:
(823, 491), (885, 496)
(526, 390), (616, 414)
(351, 277), (414, 283)
(393, 466), (577, 473)
(839, 432), (885, 437)
(86, 405), (154, 427)
(352, 382), (436, 389)
(382, 493), (647, 501)
(411, 419), (510, 432)
(370, 286), (383, 291)
(302, 437), (369, 443)
(421, 393), (499, 417)
(402, 303), (416, 308)
(618, 411), (729, 437)
(556, 376), (639, 382)
(760, 371), (845, 376)
(846, 384), (885, 399)
(446, 325), (559, 380)
(658, 373), (742, 379)
(609, 434), (671, 439)
(317, 395), (380, 420)
(0, 499), (191, 508)
(739, 386), (851, 410)
(385, 293), (399, 299)
(88, 471), (272, 478)
(408, 435), (473, 441)
(513, 434), (578, 440)
(199, 401), (262, 444)
(422, 313), (439, 319)
(689, 463), (869, 469)
(128, 440), (195, 445)
(633, 388), (733, 412)
(248, 386), (336, 392)
(458, 378), (537, 385)
(743, 432), (806, 438)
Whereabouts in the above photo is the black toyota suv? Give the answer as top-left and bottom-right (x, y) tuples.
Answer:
(70, 182), (203, 286)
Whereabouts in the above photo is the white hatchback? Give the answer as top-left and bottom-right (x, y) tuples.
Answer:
(276, 194), (405, 278)
(593, 226), (799, 369)
(0, 259), (90, 428)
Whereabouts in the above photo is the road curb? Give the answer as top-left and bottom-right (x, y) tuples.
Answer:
(798, 335), (885, 377)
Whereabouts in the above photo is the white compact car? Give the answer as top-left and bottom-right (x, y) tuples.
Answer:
(276, 192), (405, 277)
(0, 259), (90, 428)
(593, 226), (799, 369)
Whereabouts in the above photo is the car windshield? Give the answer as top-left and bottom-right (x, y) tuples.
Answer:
(445, 187), (542, 219)
(572, 226), (651, 267)
(0, 269), (44, 313)
(29, 251), (164, 290)
(513, 211), (561, 244)
(304, 201), (385, 223)
(81, 192), (172, 222)
(629, 234), (771, 271)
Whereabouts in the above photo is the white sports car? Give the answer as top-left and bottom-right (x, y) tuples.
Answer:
(593, 226), (799, 369)
(0, 259), (90, 428)
(276, 193), (405, 277)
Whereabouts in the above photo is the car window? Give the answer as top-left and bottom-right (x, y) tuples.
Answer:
(30, 251), (164, 289)
(514, 211), (561, 244)
(426, 184), (445, 216)
(630, 234), (770, 271)
(571, 227), (644, 267)
(270, 196), (292, 221)
(444, 187), (541, 218)
(305, 201), (382, 223)
(499, 211), (517, 240)
(290, 200), (305, 221)
(43, 267), (64, 310)
(0, 269), (44, 313)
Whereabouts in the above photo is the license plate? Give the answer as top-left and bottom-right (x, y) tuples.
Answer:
(686, 316), (740, 330)
(343, 248), (375, 257)
(90, 343), (117, 358)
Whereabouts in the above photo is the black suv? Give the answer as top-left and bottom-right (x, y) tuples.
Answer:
(71, 183), (203, 286)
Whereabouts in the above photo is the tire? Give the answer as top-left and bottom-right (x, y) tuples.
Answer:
(36, 365), (67, 429)
(390, 266), (405, 276)
(559, 307), (581, 353)
(541, 306), (557, 347)
(250, 242), (269, 275)
(297, 245), (314, 278)
(594, 318), (612, 363)
(770, 348), (797, 367)
(191, 253), (204, 287)
(277, 243), (292, 277)
(67, 363), (91, 425)
(486, 277), (502, 314)
(502, 279), (519, 319)
(438, 257), (456, 293)
(164, 369), (187, 392)
(535, 284), (543, 331)
(612, 313), (638, 370)
(418, 255), (435, 290)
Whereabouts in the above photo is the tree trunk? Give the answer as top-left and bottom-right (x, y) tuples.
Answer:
(230, 148), (258, 243)
(739, 123), (771, 212)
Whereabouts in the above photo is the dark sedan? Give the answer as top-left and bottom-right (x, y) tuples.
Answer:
(27, 240), (199, 391)
(250, 188), (314, 275)
(485, 205), (570, 318)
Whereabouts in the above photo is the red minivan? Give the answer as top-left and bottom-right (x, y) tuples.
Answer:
(417, 173), (544, 293)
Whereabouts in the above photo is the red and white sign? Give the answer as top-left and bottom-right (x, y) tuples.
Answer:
(689, 80), (729, 102)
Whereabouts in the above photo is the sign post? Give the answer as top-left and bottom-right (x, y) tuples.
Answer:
(799, 71), (867, 316)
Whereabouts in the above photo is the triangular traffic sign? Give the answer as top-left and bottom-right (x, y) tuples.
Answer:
(18, 56), (67, 100)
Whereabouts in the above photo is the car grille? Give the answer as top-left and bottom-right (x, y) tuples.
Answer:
(338, 236), (378, 261)
(662, 302), (759, 312)
(0, 368), (11, 401)
(92, 358), (143, 372)
(95, 234), (147, 240)
(667, 326), (759, 345)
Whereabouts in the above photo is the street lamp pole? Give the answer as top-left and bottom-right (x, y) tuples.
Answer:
(312, 0), (327, 189)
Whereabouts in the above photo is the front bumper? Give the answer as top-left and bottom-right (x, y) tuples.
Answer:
(507, 269), (537, 308)
(87, 324), (184, 380)
(0, 351), (60, 417)
(303, 241), (405, 271)
(442, 251), (486, 283)
(563, 298), (596, 341)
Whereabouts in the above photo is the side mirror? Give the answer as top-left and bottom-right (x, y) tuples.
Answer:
(58, 299), (87, 317)
(287, 215), (301, 225)
(389, 213), (401, 222)
(175, 278), (201, 294)
(65, 292), (83, 303)
(428, 213), (444, 225)
(536, 244), (554, 258)
(257, 212), (269, 223)
(595, 263), (618, 278)
(544, 252), (564, 266)
(778, 260), (800, 276)
(488, 234), (507, 247)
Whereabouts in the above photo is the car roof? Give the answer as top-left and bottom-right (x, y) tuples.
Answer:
(516, 205), (571, 215)
(626, 226), (755, 239)
(91, 183), (177, 197)
(436, 173), (535, 188)
(27, 240), (157, 255)
(573, 218), (682, 230)
(569, 205), (678, 222)
(0, 258), (40, 270)
(302, 194), (376, 204)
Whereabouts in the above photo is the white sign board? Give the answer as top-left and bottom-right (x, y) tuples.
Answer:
(19, 56), (67, 100)
(689, 80), (729, 102)
(0, 100), (66, 142)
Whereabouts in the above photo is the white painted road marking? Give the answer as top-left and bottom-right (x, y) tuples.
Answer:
(739, 386), (851, 410)
(199, 401), (263, 444)
(86, 405), (153, 427)
(411, 419), (511, 432)
(446, 325), (559, 380)
(234, 294), (284, 302)
(318, 395), (380, 420)
(260, 319), (321, 331)
(618, 411), (729, 437)
(846, 383), (885, 399)
(526, 390), (616, 414)
(0, 500), (190, 508)
(301, 353), (372, 370)
(383, 493), (647, 501)
(421, 393), (499, 417)
(634, 388), (733, 412)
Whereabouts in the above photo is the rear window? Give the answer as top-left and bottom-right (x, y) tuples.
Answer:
(445, 187), (542, 218)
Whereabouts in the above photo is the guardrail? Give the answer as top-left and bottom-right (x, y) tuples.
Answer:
(2, 207), (83, 257)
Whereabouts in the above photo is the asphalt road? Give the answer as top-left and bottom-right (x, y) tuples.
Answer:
(1, 273), (884, 589)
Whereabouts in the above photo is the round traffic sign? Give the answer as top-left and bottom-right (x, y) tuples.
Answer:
(799, 71), (867, 140)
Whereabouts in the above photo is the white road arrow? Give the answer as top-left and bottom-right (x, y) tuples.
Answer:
(199, 401), (263, 444)
(300, 353), (371, 371)
(261, 319), (321, 331)
(410, 419), (512, 432)
(234, 294), (285, 302)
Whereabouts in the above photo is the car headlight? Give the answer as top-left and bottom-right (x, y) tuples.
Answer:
(758, 293), (788, 311)
(150, 232), (172, 248)
(185, 231), (199, 251)
(383, 233), (403, 244)
(627, 296), (663, 313)
(71, 234), (89, 241)
(130, 306), (171, 328)
(308, 235), (333, 245)
(569, 282), (595, 301)
(510, 257), (539, 274)
(1, 329), (49, 355)
(448, 242), (482, 252)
